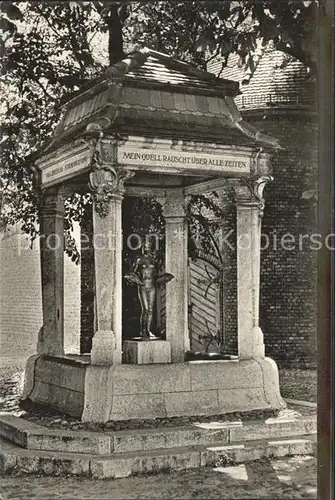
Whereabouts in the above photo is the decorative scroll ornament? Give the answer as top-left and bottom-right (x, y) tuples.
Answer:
(82, 121), (134, 217)
(236, 175), (274, 214)
(252, 175), (274, 210)
(89, 165), (134, 217)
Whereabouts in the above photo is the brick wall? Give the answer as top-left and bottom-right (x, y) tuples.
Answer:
(0, 224), (81, 360)
(64, 226), (81, 354)
(248, 110), (318, 367)
(208, 45), (318, 368)
(0, 228), (42, 358)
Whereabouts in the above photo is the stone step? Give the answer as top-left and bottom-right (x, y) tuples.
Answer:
(0, 434), (317, 479)
(91, 435), (317, 479)
(0, 414), (111, 455)
(0, 413), (316, 455)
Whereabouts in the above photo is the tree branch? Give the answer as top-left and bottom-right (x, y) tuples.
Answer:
(0, 177), (12, 219)
(205, 46), (221, 65)
(34, 78), (53, 101)
(275, 41), (317, 73)
(34, 5), (63, 40)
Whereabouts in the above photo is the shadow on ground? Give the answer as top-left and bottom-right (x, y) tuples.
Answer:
(0, 456), (316, 499)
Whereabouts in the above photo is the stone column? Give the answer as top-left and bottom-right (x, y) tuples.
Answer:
(89, 164), (133, 365)
(38, 185), (65, 356)
(163, 190), (189, 362)
(234, 177), (272, 359)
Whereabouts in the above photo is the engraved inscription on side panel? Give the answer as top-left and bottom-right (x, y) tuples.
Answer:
(39, 147), (93, 187)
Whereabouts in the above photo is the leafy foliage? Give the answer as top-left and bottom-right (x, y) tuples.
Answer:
(129, 1), (323, 73)
(0, 2), (105, 247)
(122, 193), (228, 273)
(0, 1), (323, 250)
(122, 196), (166, 270)
(186, 192), (227, 262)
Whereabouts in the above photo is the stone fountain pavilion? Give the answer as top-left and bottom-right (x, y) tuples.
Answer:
(21, 48), (286, 422)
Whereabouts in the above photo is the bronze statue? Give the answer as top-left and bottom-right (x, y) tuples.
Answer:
(125, 242), (174, 339)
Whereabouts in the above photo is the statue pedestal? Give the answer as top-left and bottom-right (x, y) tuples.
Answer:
(123, 340), (171, 364)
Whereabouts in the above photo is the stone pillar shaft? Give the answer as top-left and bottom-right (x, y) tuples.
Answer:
(90, 194), (123, 364)
(38, 186), (65, 356)
(89, 164), (134, 365)
(163, 194), (189, 362)
(235, 177), (272, 359)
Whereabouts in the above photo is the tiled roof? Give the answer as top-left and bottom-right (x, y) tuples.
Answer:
(34, 48), (281, 157)
(111, 107), (262, 146)
(208, 46), (316, 110)
(64, 48), (239, 110)
(119, 53), (237, 93)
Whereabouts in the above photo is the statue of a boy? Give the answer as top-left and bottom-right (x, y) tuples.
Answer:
(125, 241), (174, 339)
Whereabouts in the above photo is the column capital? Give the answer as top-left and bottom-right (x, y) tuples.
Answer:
(162, 190), (186, 219)
(41, 185), (65, 216)
(89, 165), (134, 217)
(234, 176), (273, 212)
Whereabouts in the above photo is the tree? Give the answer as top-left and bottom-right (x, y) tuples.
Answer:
(0, 1), (104, 247)
(0, 0), (324, 246)
(130, 0), (324, 74)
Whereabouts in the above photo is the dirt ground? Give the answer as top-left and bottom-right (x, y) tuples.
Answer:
(0, 456), (316, 500)
(278, 368), (317, 403)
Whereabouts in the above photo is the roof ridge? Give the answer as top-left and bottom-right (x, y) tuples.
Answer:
(104, 50), (149, 79)
(127, 46), (239, 94)
(59, 51), (150, 110)
(61, 46), (241, 111)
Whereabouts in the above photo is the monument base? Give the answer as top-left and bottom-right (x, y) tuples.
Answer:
(90, 330), (121, 365)
(20, 354), (88, 417)
(20, 355), (286, 423)
(123, 340), (171, 364)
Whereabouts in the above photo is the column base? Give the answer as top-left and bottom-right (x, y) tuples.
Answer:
(123, 340), (171, 364)
(252, 326), (265, 358)
(238, 327), (265, 359)
(36, 327), (64, 357)
(90, 330), (121, 365)
(37, 342), (63, 357)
